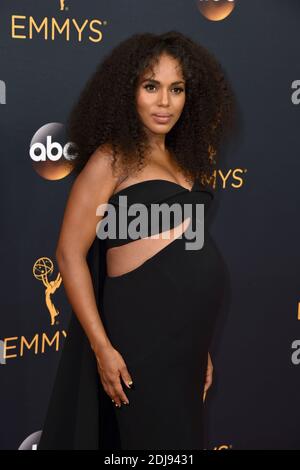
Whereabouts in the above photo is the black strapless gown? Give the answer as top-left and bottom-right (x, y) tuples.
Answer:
(38, 179), (226, 450)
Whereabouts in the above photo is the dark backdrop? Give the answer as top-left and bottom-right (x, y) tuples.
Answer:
(1, 0), (300, 450)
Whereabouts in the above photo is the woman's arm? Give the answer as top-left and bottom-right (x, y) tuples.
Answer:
(55, 147), (117, 351)
(203, 351), (213, 402)
(55, 147), (133, 407)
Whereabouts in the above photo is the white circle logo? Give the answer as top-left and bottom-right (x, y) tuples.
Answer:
(30, 122), (78, 180)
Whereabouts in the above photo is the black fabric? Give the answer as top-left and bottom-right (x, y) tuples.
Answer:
(38, 235), (121, 450)
(104, 179), (214, 249)
(38, 179), (225, 450)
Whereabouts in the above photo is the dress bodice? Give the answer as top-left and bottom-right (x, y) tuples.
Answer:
(100, 179), (214, 249)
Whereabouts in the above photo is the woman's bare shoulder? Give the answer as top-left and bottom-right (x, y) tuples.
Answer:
(83, 143), (126, 184)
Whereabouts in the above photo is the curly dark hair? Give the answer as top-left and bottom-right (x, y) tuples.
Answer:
(67, 30), (236, 185)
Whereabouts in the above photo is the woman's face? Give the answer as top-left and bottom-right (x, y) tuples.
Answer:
(135, 53), (186, 136)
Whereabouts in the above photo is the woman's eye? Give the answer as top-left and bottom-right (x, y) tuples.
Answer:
(144, 84), (156, 91)
(173, 87), (184, 94)
(144, 84), (185, 93)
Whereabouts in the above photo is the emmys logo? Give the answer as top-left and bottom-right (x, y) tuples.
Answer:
(202, 167), (247, 189)
(10, 0), (105, 43)
(30, 123), (78, 180)
(33, 257), (62, 326)
(196, 0), (236, 21)
(1, 257), (67, 362)
(0, 80), (6, 104)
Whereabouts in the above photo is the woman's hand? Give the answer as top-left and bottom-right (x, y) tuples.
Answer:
(92, 343), (134, 408)
(203, 352), (213, 402)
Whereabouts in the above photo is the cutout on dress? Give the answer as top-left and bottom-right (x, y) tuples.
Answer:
(106, 217), (191, 279)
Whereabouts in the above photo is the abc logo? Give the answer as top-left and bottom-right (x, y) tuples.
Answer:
(197, 0), (235, 21)
(30, 122), (78, 180)
(30, 135), (75, 162)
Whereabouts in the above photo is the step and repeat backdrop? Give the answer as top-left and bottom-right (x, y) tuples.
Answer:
(1, 0), (300, 450)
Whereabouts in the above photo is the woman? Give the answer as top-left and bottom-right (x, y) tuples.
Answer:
(38, 31), (236, 450)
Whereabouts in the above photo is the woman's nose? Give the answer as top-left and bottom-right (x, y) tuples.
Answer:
(157, 88), (170, 105)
